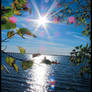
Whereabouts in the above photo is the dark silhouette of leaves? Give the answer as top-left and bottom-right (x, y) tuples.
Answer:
(7, 31), (15, 39)
(16, 28), (37, 38)
(22, 60), (33, 70)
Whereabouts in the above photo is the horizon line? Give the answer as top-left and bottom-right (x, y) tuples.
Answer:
(2, 51), (70, 56)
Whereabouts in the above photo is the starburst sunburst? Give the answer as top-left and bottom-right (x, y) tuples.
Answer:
(28, 0), (57, 37)
(37, 16), (48, 26)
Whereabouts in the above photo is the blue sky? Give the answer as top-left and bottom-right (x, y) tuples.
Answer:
(1, 0), (90, 55)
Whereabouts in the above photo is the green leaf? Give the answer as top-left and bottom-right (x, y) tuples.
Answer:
(1, 16), (16, 30)
(13, 64), (18, 72)
(11, 3), (16, 9)
(18, 0), (27, 4)
(32, 34), (37, 38)
(16, 28), (30, 38)
(17, 28), (30, 35)
(72, 49), (76, 52)
(6, 56), (15, 67)
(69, 56), (75, 62)
(76, 58), (81, 64)
(75, 46), (79, 49)
(7, 31), (15, 39)
(82, 30), (89, 36)
(14, 9), (21, 15)
(22, 60), (33, 70)
(12, 0), (28, 10)
(16, 29), (25, 38)
(1, 65), (4, 71)
(1, 21), (16, 30)
(18, 46), (26, 54)
(15, 4), (23, 10)
(3, 7), (14, 17)
(64, 3), (68, 9)
(86, 43), (88, 48)
(80, 44), (82, 48)
(16, 28), (37, 38)
(1, 16), (8, 24)
(81, 18), (86, 23)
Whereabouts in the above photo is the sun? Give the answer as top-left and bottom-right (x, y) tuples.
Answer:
(37, 16), (48, 26)
(32, 15), (51, 37)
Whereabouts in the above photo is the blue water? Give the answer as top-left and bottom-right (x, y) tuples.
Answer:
(1, 53), (91, 92)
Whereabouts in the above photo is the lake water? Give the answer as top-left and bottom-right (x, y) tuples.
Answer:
(1, 53), (91, 92)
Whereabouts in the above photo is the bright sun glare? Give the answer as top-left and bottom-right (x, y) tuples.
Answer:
(37, 16), (48, 26)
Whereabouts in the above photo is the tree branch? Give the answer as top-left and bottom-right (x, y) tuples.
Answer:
(1, 33), (16, 42)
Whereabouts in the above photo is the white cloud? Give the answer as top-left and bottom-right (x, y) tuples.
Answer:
(66, 31), (81, 35)
(73, 35), (87, 42)
(26, 46), (73, 55)
(39, 40), (65, 47)
(5, 38), (73, 55)
(66, 31), (88, 43)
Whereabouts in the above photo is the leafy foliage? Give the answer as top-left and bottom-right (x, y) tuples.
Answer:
(1, 16), (8, 24)
(6, 56), (15, 67)
(22, 61), (34, 70)
(1, 19), (16, 30)
(1, 0), (91, 76)
(5, 56), (19, 72)
(1, 0), (37, 73)
(18, 46), (26, 54)
(1, 65), (4, 71)
(2, 7), (14, 17)
(49, 0), (91, 75)
(7, 31), (15, 39)
(16, 28), (37, 38)
(13, 64), (19, 72)
(69, 44), (91, 75)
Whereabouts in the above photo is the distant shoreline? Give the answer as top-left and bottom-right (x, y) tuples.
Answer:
(2, 51), (70, 56)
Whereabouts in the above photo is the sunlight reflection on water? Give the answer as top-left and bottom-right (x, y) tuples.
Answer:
(26, 55), (53, 92)
(2, 54), (91, 92)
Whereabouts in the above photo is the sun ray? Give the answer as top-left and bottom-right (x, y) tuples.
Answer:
(32, 16), (51, 35)
(33, 23), (41, 34)
(45, 0), (57, 17)
(50, 8), (64, 17)
(25, 0), (64, 38)
(43, 24), (51, 38)
(31, 0), (41, 17)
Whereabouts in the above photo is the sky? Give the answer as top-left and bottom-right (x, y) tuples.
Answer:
(1, 0), (90, 55)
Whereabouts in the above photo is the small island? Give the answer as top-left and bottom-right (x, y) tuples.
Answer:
(42, 57), (60, 65)
(32, 53), (41, 58)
